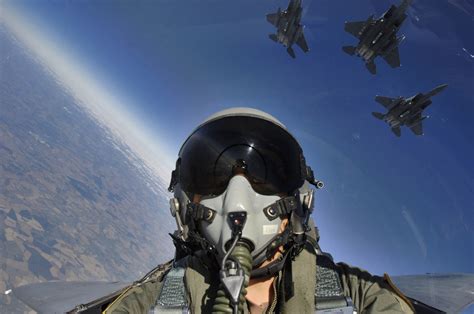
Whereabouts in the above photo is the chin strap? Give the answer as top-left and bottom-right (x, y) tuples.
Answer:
(251, 189), (310, 277)
(250, 246), (292, 279)
(252, 227), (291, 268)
(249, 242), (300, 302)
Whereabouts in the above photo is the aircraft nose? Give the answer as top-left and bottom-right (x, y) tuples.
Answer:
(438, 84), (448, 91)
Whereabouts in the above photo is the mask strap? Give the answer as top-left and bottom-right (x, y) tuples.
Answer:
(262, 196), (299, 221)
(185, 203), (216, 224)
(169, 230), (218, 258)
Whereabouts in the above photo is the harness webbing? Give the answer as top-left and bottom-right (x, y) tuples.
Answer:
(315, 254), (354, 313)
(151, 267), (188, 313)
(152, 254), (356, 313)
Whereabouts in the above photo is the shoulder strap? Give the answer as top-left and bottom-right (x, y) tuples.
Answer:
(315, 254), (356, 314)
(150, 259), (189, 314)
(150, 254), (357, 313)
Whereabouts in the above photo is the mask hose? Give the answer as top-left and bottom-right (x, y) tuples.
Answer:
(212, 212), (252, 314)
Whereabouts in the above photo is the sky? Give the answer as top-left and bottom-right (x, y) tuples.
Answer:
(1, 0), (473, 279)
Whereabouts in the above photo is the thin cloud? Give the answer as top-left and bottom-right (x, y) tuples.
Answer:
(402, 208), (428, 258)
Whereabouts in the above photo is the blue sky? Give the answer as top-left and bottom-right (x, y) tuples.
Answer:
(1, 0), (473, 276)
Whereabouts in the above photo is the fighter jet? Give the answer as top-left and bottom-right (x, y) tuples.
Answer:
(343, 0), (411, 74)
(266, 0), (309, 58)
(372, 84), (448, 137)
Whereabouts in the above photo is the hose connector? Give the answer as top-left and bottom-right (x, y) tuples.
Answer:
(212, 212), (252, 314)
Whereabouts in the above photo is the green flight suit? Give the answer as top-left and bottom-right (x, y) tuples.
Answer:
(103, 247), (414, 314)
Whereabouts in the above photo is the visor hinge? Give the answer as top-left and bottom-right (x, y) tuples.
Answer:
(306, 166), (324, 189)
(263, 196), (298, 221)
(186, 203), (216, 224)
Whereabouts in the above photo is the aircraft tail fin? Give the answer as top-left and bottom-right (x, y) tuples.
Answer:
(296, 31), (309, 53)
(372, 112), (385, 120)
(287, 47), (296, 58)
(342, 45), (356, 56)
(269, 34), (278, 42)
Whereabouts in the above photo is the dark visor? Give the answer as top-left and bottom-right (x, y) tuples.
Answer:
(178, 116), (306, 196)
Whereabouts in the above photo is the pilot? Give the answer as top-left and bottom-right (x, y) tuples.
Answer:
(103, 108), (414, 314)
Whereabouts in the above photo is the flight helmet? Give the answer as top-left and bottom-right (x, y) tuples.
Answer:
(168, 107), (323, 266)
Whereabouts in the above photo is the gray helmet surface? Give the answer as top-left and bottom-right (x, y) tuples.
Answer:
(196, 107), (287, 131)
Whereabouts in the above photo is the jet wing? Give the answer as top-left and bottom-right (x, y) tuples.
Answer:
(10, 281), (130, 313)
(410, 93), (423, 104)
(10, 273), (474, 313)
(375, 95), (395, 109)
(408, 113), (424, 135)
(392, 273), (474, 313)
(383, 46), (401, 68)
(344, 21), (366, 38)
(266, 12), (280, 27)
(420, 99), (432, 110)
(391, 126), (401, 137)
(296, 33), (309, 52)
(410, 123), (423, 136)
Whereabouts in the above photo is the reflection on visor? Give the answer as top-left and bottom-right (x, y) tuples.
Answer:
(178, 116), (306, 196)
